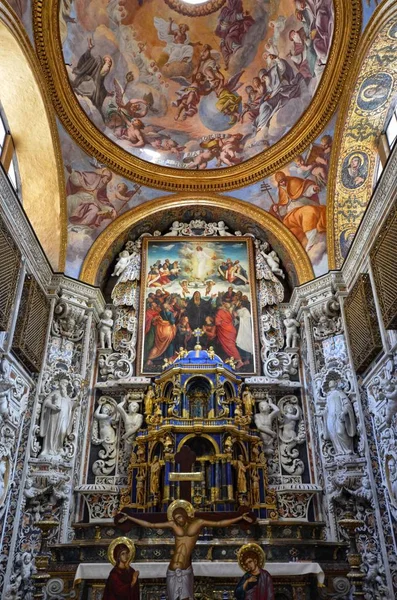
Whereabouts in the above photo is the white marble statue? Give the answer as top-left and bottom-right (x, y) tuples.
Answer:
(93, 402), (118, 445)
(39, 378), (75, 458)
(98, 309), (114, 349)
(279, 403), (300, 443)
(217, 221), (233, 236)
(164, 221), (184, 236)
(254, 397), (280, 454)
(260, 243), (285, 278)
(0, 459), (7, 500)
(387, 455), (397, 504)
(382, 381), (397, 425)
(116, 397), (143, 445)
(323, 381), (356, 455)
(0, 358), (12, 423)
(112, 250), (131, 277)
(283, 310), (300, 348)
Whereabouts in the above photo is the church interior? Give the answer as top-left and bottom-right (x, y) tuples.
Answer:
(0, 0), (397, 598)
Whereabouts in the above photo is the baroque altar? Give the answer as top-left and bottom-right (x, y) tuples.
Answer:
(17, 220), (366, 600)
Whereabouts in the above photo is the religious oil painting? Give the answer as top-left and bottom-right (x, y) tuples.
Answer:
(60, 0), (334, 169)
(139, 237), (258, 375)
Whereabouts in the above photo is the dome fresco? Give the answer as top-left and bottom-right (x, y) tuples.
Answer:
(61, 0), (334, 170)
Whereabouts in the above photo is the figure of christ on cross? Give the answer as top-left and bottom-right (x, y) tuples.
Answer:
(116, 500), (255, 600)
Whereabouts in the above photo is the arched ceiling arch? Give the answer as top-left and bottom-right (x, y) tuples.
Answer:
(328, 0), (397, 268)
(79, 194), (314, 287)
(0, 1), (66, 270)
(33, 0), (361, 192)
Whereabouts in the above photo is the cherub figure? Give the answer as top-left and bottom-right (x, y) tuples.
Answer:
(98, 309), (114, 349)
(112, 250), (131, 277)
(283, 310), (300, 348)
(217, 221), (233, 236)
(217, 134), (244, 167)
(119, 117), (146, 147)
(165, 221), (184, 236)
(382, 380), (397, 425)
(183, 139), (221, 169)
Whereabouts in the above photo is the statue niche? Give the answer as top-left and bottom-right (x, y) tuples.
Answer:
(186, 377), (212, 419)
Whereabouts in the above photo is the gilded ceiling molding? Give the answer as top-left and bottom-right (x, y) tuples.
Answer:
(80, 194), (314, 286)
(0, 1), (67, 271)
(33, 0), (361, 192)
(327, 0), (397, 270)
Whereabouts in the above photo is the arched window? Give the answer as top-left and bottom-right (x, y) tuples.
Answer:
(0, 106), (19, 193)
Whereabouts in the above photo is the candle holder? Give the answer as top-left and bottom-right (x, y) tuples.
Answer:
(338, 514), (365, 599)
(31, 517), (59, 600)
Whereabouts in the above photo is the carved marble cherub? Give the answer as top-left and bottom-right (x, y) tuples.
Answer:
(382, 380), (397, 425)
(283, 310), (300, 349)
(93, 401), (118, 446)
(98, 309), (114, 349)
(217, 221), (233, 236)
(254, 398), (280, 454)
(112, 250), (131, 277)
(164, 221), (184, 236)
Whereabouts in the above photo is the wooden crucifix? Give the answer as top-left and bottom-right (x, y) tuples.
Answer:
(169, 445), (203, 503)
(115, 445), (255, 529)
(115, 444), (256, 600)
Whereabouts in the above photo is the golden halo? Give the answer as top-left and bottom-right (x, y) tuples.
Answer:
(237, 543), (266, 571)
(167, 499), (195, 521)
(107, 537), (136, 566)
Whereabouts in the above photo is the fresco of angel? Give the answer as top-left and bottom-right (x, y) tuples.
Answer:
(154, 17), (193, 66)
(105, 79), (153, 133)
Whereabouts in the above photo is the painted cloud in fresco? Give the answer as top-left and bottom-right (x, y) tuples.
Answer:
(59, 125), (172, 279)
(60, 0), (334, 170)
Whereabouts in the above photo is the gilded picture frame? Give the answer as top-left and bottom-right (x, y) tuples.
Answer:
(138, 236), (259, 376)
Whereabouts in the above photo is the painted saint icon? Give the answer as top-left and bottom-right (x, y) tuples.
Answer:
(103, 538), (140, 600)
(235, 543), (274, 599)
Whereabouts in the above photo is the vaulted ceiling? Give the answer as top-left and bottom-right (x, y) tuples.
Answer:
(2, 0), (393, 284)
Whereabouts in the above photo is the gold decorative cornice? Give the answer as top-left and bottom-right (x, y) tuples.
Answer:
(327, 0), (397, 269)
(1, 0), (67, 270)
(80, 194), (314, 285)
(33, 0), (361, 192)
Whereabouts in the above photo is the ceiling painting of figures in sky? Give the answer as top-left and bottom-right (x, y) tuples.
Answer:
(60, 0), (334, 170)
(225, 119), (335, 277)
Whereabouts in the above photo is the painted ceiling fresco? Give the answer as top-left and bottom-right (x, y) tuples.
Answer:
(60, 0), (334, 170)
(225, 117), (334, 277)
(59, 124), (171, 279)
